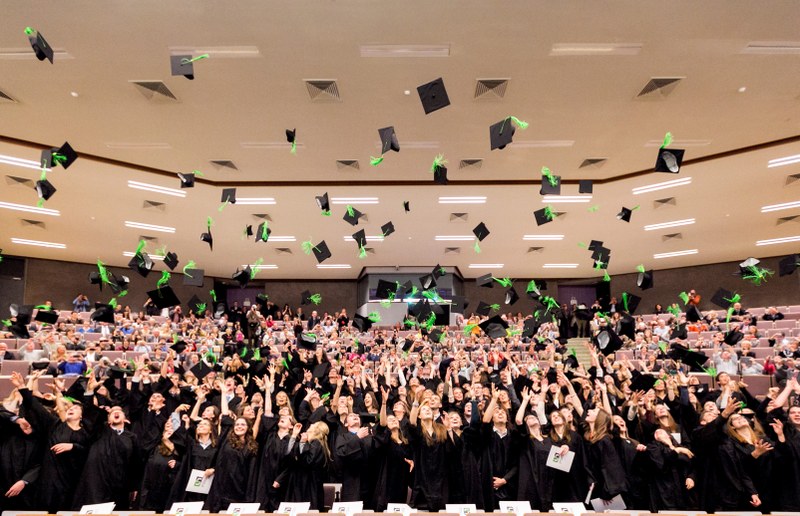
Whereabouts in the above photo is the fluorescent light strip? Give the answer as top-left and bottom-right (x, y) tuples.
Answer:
(360, 44), (450, 58)
(265, 236), (296, 242)
(124, 221), (176, 233)
(0, 48), (73, 60)
(123, 252), (164, 261)
(316, 264), (352, 269)
(0, 201), (60, 216)
(542, 263), (579, 269)
(761, 201), (800, 213)
(240, 142), (305, 150)
(243, 264), (279, 270)
(644, 218), (696, 231)
(550, 43), (642, 56)
(632, 177), (692, 195)
(0, 154), (50, 172)
(768, 154), (800, 168)
(11, 238), (65, 249)
(523, 235), (564, 241)
(435, 236), (475, 241)
(168, 46), (262, 58)
(542, 195), (592, 203)
(468, 264), (504, 269)
(343, 236), (384, 242)
(127, 180), (186, 198)
(330, 197), (379, 205)
(512, 140), (575, 149)
(236, 197), (276, 205)
(756, 235), (800, 246)
(438, 196), (487, 204)
(653, 249), (698, 259)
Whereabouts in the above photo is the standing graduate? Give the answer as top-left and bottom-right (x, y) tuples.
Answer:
(479, 387), (519, 511)
(137, 421), (180, 511)
(372, 387), (414, 511)
(645, 429), (695, 510)
(205, 417), (258, 512)
(0, 376), (43, 512)
(284, 421), (330, 510)
(253, 381), (296, 511)
(515, 388), (552, 510)
(408, 392), (448, 511)
(445, 397), (484, 508)
(547, 408), (588, 504)
(769, 406), (800, 511)
(168, 418), (218, 505)
(334, 411), (373, 502)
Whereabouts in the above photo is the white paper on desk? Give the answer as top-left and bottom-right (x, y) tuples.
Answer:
(79, 502), (116, 514)
(546, 445), (575, 472)
(168, 501), (205, 515)
(446, 503), (477, 516)
(277, 502), (311, 515)
(499, 500), (532, 516)
(226, 502), (261, 515)
(552, 502), (586, 515)
(185, 468), (213, 494)
(590, 494), (626, 512)
(331, 501), (363, 516)
(387, 503), (416, 516)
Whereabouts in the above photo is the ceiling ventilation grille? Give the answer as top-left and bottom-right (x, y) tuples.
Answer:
(654, 197), (677, 208)
(449, 213), (469, 222)
(777, 215), (800, 225)
(275, 248), (293, 255)
(636, 77), (683, 98)
(527, 246), (544, 253)
(142, 200), (166, 211)
(5, 175), (32, 187)
(210, 160), (238, 170)
(474, 79), (509, 100)
(459, 159), (483, 170)
(579, 158), (607, 168)
(252, 213), (273, 221)
(786, 173), (800, 185)
(305, 80), (341, 102)
(336, 160), (360, 170)
(130, 81), (178, 101)
(0, 88), (16, 103)
(139, 235), (159, 242)
(662, 233), (683, 241)
(20, 219), (45, 229)
(444, 247), (461, 254)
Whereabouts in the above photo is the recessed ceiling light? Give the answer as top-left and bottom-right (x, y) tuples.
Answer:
(632, 177), (692, 195)
(653, 249), (698, 259)
(523, 235), (564, 241)
(265, 236), (297, 242)
(124, 221), (176, 233)
(550, 43), (642, 56)
(768, 154), (800, 168)
(738, 86), (747, 93)
(343, 236), (384, 242)
(468, 264), (504, 269)
(0, 201), (60, 216)
(0, 154), (50, 172)
(741, 42), (800, 55)
(541, 195), (592, 203)
(123, 251), (164, 260)
(756, 235), (800, 246)
(236, 197), (277, 205)
(11, 238), (65, 249)
(438, 197), (487, 204)
(761, 201), (800, 213)
(359, 44), (450, 58)
(542, 263), (579, 268)
(316, 264), (352, 269)
(127, 180), (186, 198)
(644, 218), (696, 231)
(330, 197), (379, 205)
(435, 235), (475, 241)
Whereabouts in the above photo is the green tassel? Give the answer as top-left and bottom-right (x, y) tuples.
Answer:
(661, 132), (673, 149)
(526, 280), (538, 293)
(210, 290), (217, 302)
(490, 303), (500, 312)
(204, 351), (217, 364)
(182, 260), (197, 276)
(206, 216), (213, 229)
(252, 347), (261, 361)
(430, 154), (448, 173)
(636, 264), (645, 273)
(603, 271), (611, 282)
(702, 366), (717, 377)
(1, 319), (11, 327)
(667, 304), (681, 317)
(659, 341), (667, 353)
(742, 266), (774, 286)
(157, 270), (171, 288)
(346, 205), (355, 217)
(24, 27), (35, 35)
(622, 292), (630, 313)
(723, 293), (741, 305)
(37, 198), (45, 208)
(34, 304), (49, 310)
(541, 166), (558, 187)
(632, 205), (640, 211)
(135, 239), (146, 256)
(40, 167), (47, 181)
(62, 396), (77, 404)
(96, 260), (111, 285)
(108, 298), (118, 309)
(543, 205), (555, 220)
(404, 319), (416, 328)
(578, 242), (587, 248)
(358, 245), (367, 259)
(250, 258), (264, 279)
(463, 323), (477, 335)
(368, 311), (381, 323)
(507, 328), (521, 337)
(474, 240), (481, 253)
(438, 266), (447, 275)
(181, 54), (210, 64)
(192, 169), (204, 177)
(370, 156), (384, 166)
(301, 239), (314, 255)
(290, 140), (297, 155)
(261, 222), (270, 242)
(172, 334), (179, 343)
(587, 205), (599, 213)
(379, 300), (392, 308)
(409, 286), (419, 297)
(421, 313), (436, 331)
(196, 303), (206, 314)
(541, 296), (559, 314)
(240, 346), (248, 357)
(493, 277), (513, 288)
(594, 260), (605, 270)
(321, 210), (331, 216)
(218, 200), (229, 212)
(310, 293), (322, 305)
(281, 358), (290, 369)
(154, 245), (167, 257)
(509, 116), (529, 130)
(679, 291), (690, 304)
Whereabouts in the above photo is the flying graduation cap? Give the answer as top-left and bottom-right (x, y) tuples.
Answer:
(417, 77), (451, 114)
(343, 205), (364, 226)
(655, 132), (685, 174)
(489, 116), (529, 150)
(779, 254), (800, 276)
(472, 222), (490, 253)
(43, 142), (78, 170)
(200, 217), (214, 250)
(636, 265), (654, 290)
(371, 126), (400, 166)
(533, 206), (556, 226)
(35, 179), (56, 204)
(316, 192), (331, 216)
(178, 172), (196, 188)
(540, 167), (561, 195)
(286, 128), (298, 154)
(171, 53), (209, 80)
(431, 154), (448, 184)
(25, 27), (53, 64)
(617, 206), (639, 223)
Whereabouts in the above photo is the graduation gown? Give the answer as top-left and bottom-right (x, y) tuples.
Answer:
(334, 429), (373, 502)
(772, 425), (800, 510)
(253, 417), (294, 511)
(689, 415), (725, 512)
(549, 430), (589, 504)
(408, 423), (447, 511)
(479, 423), (518, 511)
(516, 432), (552, 510)
(284, 439), (328, 510)
(167, 435), (218, 504)
(714, 438), (768, 511)
(71, 425), (140, 509)
(204, 438), (257, 512)
(645, 441), (693, 510)
(138, 448), (180, 512)
(372, 425), (413, 511)
(446, 424), (484, 508)
(584, 434), (628, 501)
(0, 413), (42, 511)
(616, 437), (649, 510)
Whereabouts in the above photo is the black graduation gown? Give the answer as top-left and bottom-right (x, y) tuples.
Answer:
(204, 439), (257, 512)
(167, 436), (218, 504)
(645, 441), (693, 510)
(0, 414), (42, 511)
(446, 424), (484, 508)
(138, 448), (180, 512)
(71, 425), (140, 509)
(372, 425), (413, 511)
(284, 439), (328, 510)
(549, 430), (589, 504)
(253, 417), (294, 510)
(516, 432), (552, 510)
(689, 415), (725, 512)
(408, 423), (447, 511)
(772, 425), (800, 510)
(616, 437), (648, 510)
(714, 438), (766, 511)
(478, 423), (518, 511)
(334, 429), (373, 502)
(584, 434), (628, 501)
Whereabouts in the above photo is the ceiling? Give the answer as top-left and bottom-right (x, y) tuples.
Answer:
(2, 1), (800, 281)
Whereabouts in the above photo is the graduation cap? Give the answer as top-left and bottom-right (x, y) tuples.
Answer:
(232, 267), (251, 288)
(630, 373), (658, 393)
(724, 329), (744, 346)
(429, 328), (445, 344)
(620, 292), (641, 314)
(255, 222), (271, 243)
(479, 315), (509, 339)
(685, 305), (703, 323)
(300, 290), (313, 306)
(170, 341), (188, 354)
(526, 280), (543, 300)
(128, 252), (154, 278)
(358, 412), (377, 426)
(417, 77), (451, 114)
(200, 228), (213, 250)
(409, 299), (434, 321)
(655, 148), (685, 174)
(170, 54), (205, 80)
(245, 225), (254, 238)
(579, 180), (593, 194)
(286, 128), (297, 153)
(710, 288), (736, 309)
(522, 318), (538, 338)
(476, 273), (494, 288)
(298, 332), (318, 350)
(779, 254), (799, 276)
(419, 273), (436, 290)
(540, 175), (561, 196)
(637, 269), (654, 290)
(376, 280), (398, 300)
(91, 303), (116, 324)
(396, 280), (413, 300)
(188, 294), (207, 316)
(352, 229), (367, 249)
(473, 222), (490, 242)
(432, 264), (447, 278)
(588, 240), (603, 252)
(403, 201), (410, 212)
(312, 240), (331, 263)
(220, 188), (236, 206)
(378, 126), (400, 154)
(489, 116), (528, 150)
(34, 309), (58, 325)
(146, 286), (181, 309)
(189, 361), (214, 381)
(8, 322), (30, 339)
(353, 313), (373, 332)
(617, 206), (635, 222)
(178, 173), (195, 188)
(433, 162), (448, 184)
(25, 27), (54, 63)
(315, 192), (330, 215)
(594, 327), (623, 355)
(46, 142), (78, 170)
(381, 221), (395, 238)
(35, 179), (56, 202)
(505, 287), (519, 305)
(402, 337), (416, 352)
(163, 252), (179, 271)
(475, 301), (493, 317)
(450, 295), (469, 314)
(668, 344), (708, 372)
(343, 206), (364, 226)
(533, 206), (555, 226)
(183, 268), (204, 287)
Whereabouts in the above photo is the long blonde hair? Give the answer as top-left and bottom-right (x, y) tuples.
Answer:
(306, 421), (332, 461)
(584, 409), (613, 444)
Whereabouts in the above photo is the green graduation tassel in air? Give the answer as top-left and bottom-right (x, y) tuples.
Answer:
(261, 222), (270, 242)
(541, 166), (559, 187)
(156, 270), (171, 288)
(679, 291), (690, 304)
(358, 245), (367, 259)
(661, 132), (673, 149)
(493, 277), (513, 288)
(196, 303), (207, 314)
(742, 265), (774, 286)
(368, 311), (381, 323)
(301, 239), (315, 255)
(309, 294), (322, 305)
(490, 303), (500, 313)
(182, 260), (197, 276)
(622, 292), (630, 313)
(431, 154), (448, 173)
(587, 205), (600, 213)
(603, 271), (611, 282)
(463, 323), (478, 335)
(250, 258), (264, 280)
(526, 280), (539, 294)
(181, 54), (209, 65)
(543, 205), (555, 221)
(209, 290), (217, 302)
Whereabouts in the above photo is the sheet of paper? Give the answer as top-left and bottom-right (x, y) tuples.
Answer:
(590, 494), (627, 512)
(546, 445), (575, 472)
(225, 503), (261, 515)
(499, 500), (532, 516)
(387, 503), (415, 516)
(168, 502), (205, 515)
(331, 501), (363, 516)
(185, 468), (213, 494)
(79, 502), (116, 514)
(446, 503), (477, 516)
(277, 502), (311, 515)
(552, 502), (586, 516)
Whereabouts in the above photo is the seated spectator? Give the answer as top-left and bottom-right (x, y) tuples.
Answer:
(763, 306), (785, 321)
(738, 340), (756, 359)
(729, 302), (749, 322)
(713, 348), (740, 376)
(740, 356), (764, 375)
(57, 351), (87, 375)
(72, 294), (90, 313)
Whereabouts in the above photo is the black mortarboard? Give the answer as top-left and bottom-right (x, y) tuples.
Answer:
(489, 118), (515, 150)
(200, 229), (213, 251)
(245, 225), (254, 238)
(170, 341), (188, 354)
(710, 288), (735, 309)
(170, 55), (196, 80)
(300, 290), (313, 306)
(588, 240), (603, 252)
(352, 313), (373, 332)
(14, 305), (33, 326)
(221, 188), (236, 205)
(315, 192), (330, 213)
(526, 281), (543, 300)
(396, 281), (413, 300)
(724, 329), (744, 346)
(381, 221), (395, 238)
(476, 273), (494, 288)
(27, 28), (54, 64)
(621, 293), (641, 314)
(779, 254), (799, 277)
(178, 173), (195, 188)
(417, 77), (451, 114)
(630, 373), (658, 393)
(670, 323), (688, 341)
(409, 299), (433, 320)
(35, 179), (56, 201)
(505, 287), (519, 305)
(376, 280), (398, 300)
(312, 240), (331, 263)
(190, 361), (213, 381)
(450, 295), (468, 314)
(579, 180), (593, 194)
(358, 412), (378, 426)
(668, 344), (708, 372)
(419, 273), (436, 290)
(433, 162), (448, 184)
(109, 272), (130, 294)
(479, 315), (509, 339)
(432, 264), (447, 278)
(286, 128), (296, 146)
(91, 304), (116, 324)
(343, 206), (364, 226)
(232, 267), (251, 288)
(8, 323), (30, 339)
(34, 309), (58, 325)
(128, 252), (154, 278)
(592, 246), (612, 268)
(655, 148), (685, 174)
(50, 142), (78, 170)
(31, 360), (50, 371)
(163, 252), (179, 270)
(402, 337), (415, 352)
(188, 294), (206, 315)
(40, 149), (55, 169)
(476, 301), (493, 317)
(183, 268), (204, 287)
(594, 327), (623, 355)
(403, 201), (410, 212)
(540, 175), (561, 196)
(617, 207), (634, 222)
(298, 332), (318, 350)
(473, 222), (490, 242)
(378, 126), (400, 154)
(522, 318), (538, 338)
(685, 305), (702, 323)
(533, 207), (554, 226)
(352, 229), (367, 249)
(147, 286), (181, 309)
(255, 222), (271, 243)
(637, 269), (654, 290)
(429, 328), (445, 344)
